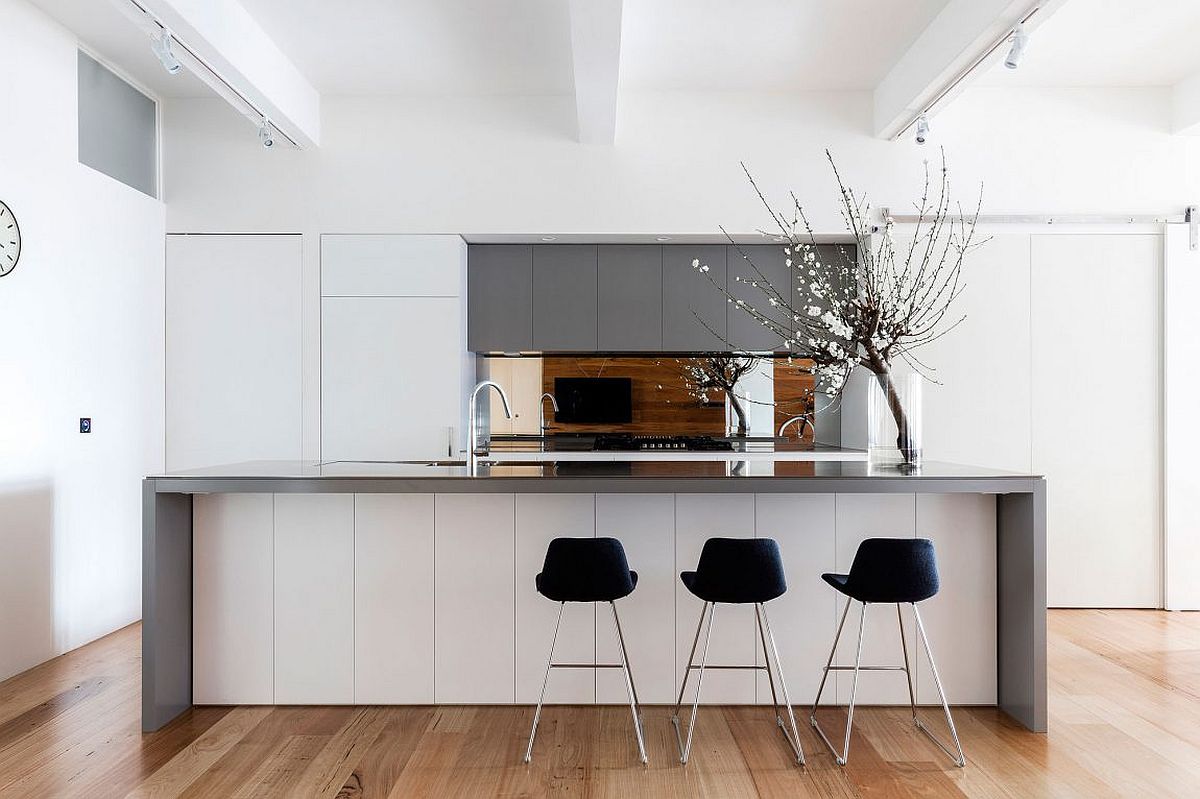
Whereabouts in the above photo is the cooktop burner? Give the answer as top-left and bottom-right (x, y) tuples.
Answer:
(592, 434), (734, 452)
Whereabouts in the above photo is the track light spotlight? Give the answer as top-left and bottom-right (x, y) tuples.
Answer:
(258, 117), (275, 149)
(150, 30), (182, 75)
(1004, 24), (1029, 70)
(915, 114), (930, 145)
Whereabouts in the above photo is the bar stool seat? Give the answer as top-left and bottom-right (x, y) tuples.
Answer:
(672, 537), (804, 767)
(524, 537), (646, 765)
(811, 537), (965, 768)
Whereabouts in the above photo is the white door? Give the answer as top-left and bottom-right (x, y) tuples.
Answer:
(1031, 233), (1162, 608)
(166, 234), (302, 470)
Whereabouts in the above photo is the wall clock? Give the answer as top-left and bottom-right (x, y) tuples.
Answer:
(0, 201), (20, 277)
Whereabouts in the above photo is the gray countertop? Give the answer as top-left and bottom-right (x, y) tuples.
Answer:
(147, 459), (1043, 495)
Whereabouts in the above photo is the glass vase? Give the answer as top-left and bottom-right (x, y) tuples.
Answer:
(867, 371), (923, 467)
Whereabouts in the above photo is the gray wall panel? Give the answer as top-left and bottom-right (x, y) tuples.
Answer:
(468, 245), (533, 351)
(533, 245), (597, 350)
(78, 51), (157, 198)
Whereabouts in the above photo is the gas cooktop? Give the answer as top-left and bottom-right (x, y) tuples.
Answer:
(591, 434), (734, 452)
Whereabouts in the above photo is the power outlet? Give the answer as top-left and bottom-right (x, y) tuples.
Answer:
(79, 417), (92, 434)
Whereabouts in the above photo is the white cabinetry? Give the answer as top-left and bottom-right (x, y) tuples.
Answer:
(595, 493), (676, 704)
(832, 494), (916, 705)
(193, 493), (274, 704)
(434, 494), (516, 702)
(354, 494), (436, 703)
(274, 493), (355, 704)
(754, 493), (836, 705)
(321, 235), (471, 461)
(515, 494), (595, 703)
(674, 494), (757, 703)
(166, 234), (302, 470)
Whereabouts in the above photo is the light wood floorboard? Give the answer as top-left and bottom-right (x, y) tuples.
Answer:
(0, 610), (1195, 798)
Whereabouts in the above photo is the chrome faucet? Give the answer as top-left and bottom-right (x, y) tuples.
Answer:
(468, 380), (512, 475)
(539, 392), (559, 435)
(778, 414), (812, 440)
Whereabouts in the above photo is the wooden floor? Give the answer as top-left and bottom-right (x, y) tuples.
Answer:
(0, 610), (1197, 798)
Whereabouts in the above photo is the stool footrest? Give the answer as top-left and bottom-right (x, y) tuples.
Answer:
(686, 664), (768, 671)
(551, 663), (624, 669)
(823, 665), (908, 671)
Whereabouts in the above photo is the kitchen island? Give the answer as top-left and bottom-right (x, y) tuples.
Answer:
(143, 460), (1045, 738)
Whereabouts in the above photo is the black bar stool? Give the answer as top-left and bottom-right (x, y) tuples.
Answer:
(672, 537), (805, 766)
(524, 537), (647, 764)
(810, 537), (965, 767)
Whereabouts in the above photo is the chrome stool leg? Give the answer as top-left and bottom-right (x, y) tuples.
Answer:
(609, 601), (648, 764)
(810, 601), (867, 766)
(757, 603), (806, 765)
(897, 603), (919, 727)
(671, 601), (708, 758)
(912, 605), (966, 767)
(524, 602), (564, 764)
(672, 601), (717, 764)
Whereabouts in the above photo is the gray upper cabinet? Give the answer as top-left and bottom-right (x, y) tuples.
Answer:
(533, 245), (597, 351)
(663, 245), (727, 351)
(727, 244), (791, 351)
(468, 245), (533, 351)
(597, 245), (663, 351)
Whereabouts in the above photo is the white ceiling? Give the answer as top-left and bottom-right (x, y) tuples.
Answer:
(26, 0), (1200, 104)
(977, 0), (1200, 87)
(620, 0), (951, 91)
(232, 0), (952, 94)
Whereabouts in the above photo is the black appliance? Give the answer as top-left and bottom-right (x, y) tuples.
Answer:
(553, 377), (633, 424)
(592, 434), (734, 452)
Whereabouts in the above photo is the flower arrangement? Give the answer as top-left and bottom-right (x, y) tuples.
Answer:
(690, 150), (983, 462)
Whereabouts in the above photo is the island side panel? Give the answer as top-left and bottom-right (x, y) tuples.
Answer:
(141, 481), (193, 732)
(997, 479), (1048, 732)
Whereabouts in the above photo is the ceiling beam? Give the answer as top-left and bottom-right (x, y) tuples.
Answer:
(114, 0), (320, 148)
(567, 0), (623, 144)
(1172, 73), (1200, 135)
(873, 0), (1065, 140)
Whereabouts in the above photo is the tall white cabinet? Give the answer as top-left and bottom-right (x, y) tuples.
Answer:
(321, 235), (472, 461)
(166, 234), (303, 470)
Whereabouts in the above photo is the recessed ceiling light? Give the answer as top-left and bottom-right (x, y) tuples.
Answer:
(656, 236), (672, 242)
(541, 236), (556, 242)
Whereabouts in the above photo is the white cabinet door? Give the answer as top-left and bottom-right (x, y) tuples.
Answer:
(833, 493), (916, 705)
(193, 493), (274, 704)
(914, 494), (996, 705)
(322, 296), (463, 461)
(274, 494), (355, 704)
(675, 494), (757, 703)
(435, 494), (515, 703)
(354, 494), (435, 704)
(754, 493), (836, 706)
(515, 494), (595, 704)
(321, 235), (464, 298)
(596, 494), (676, 704)
(166, 234), (302, 470)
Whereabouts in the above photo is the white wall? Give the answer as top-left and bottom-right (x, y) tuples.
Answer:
(161, 85), (1185, 607)
(0, 0), (165, 680)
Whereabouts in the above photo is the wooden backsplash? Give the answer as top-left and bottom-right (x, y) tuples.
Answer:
(541, 356), (815, 438)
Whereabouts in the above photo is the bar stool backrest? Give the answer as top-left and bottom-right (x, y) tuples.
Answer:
(537, 537), (636, 602)
(691, 537), (787, 604)
(847, 537), (940, 603)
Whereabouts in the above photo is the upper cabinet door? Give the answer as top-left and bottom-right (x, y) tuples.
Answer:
(597, 245), (663, 351)
(468, 245), (534, 351)
(533, 245), (598, 351)
(322, 235), (464, 297)
(663, 245), (727, 351)
(727, 244), (791, 352)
